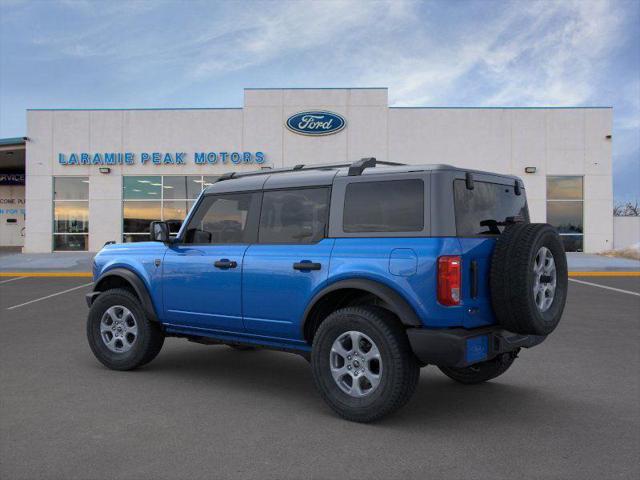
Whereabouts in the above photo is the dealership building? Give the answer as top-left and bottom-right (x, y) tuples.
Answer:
(0, 88), (613, 253)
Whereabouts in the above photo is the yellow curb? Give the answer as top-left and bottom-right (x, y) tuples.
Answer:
(0, 272), (93, 277)
(569, 271), (640, 277)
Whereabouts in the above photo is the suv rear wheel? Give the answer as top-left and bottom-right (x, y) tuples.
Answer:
(87, 288), (164, 371)
(311, 306), (419, 423)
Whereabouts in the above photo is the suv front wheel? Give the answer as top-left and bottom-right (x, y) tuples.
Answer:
(311, 306), (420, 423)
(87, 288), (164, 371)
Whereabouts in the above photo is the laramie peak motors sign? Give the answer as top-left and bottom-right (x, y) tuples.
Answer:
(57, 151), (266, 166)
(286, 111), (346, 136)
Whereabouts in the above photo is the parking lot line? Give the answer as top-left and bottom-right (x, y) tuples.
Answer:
(6, 282), (94, 310)
(569, 278), (640, 297)
(0, 272), (93, 277)
(0, 276), (26, 285)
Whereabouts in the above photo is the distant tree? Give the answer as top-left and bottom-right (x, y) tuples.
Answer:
(613, 201), (639, 216)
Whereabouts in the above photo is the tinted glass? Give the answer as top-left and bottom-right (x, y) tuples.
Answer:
(123, 176), (161, 199)
(54, 177), (89, 200)
(547, 201), (583, 233)
(184, 193), (259, 244)
(53, 234), (87, 251)
(343, 180), (424, 233)
(123, 201), (161, 233)
(259, 188), (329, 243)
(454, 180), (529, 235)
(54, 201), (89, 233)
(547, 176), (583, 200)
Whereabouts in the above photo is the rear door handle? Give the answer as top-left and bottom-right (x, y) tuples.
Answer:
(214, 259), (238, 269)
(293, 261), (321, 271)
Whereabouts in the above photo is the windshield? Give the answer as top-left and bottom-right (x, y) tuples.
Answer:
(453, 179), (529, 235)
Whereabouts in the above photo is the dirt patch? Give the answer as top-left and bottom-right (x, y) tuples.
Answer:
(599, 249), (640, 261)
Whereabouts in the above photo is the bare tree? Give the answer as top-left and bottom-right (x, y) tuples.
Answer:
(613, 200), (639, 216)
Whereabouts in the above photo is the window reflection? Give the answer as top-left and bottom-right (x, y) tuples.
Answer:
(546, 176), (584, 252)
(546, 201), (583, 234)
(53, 235), (87, 251)
(54, 177), (89, 200)
(547, 176), (583, 200)
(122, 176), (211, 242)
(53, 177), (89, 251)
(123, 201), (161, 234)
(54, 202), (89, 233)
(123, 176), (161, 199)
(559, 235), (583, 252)
(163, 200), (194, 233)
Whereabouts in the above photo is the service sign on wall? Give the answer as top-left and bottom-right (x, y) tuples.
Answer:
(0, 173), (25, 185)
(57, 151), (265, 166)
(286, 111), (346, 136)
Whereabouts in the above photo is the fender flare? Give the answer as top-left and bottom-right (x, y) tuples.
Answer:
(92, 268), (159, 322)
(301, 278), (422, 337)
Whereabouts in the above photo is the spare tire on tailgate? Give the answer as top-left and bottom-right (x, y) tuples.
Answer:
(490, 223), (568, 336)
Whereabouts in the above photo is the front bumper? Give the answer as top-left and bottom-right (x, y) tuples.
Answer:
(406, 326), (546, 368)
(85, 291), (100, 308)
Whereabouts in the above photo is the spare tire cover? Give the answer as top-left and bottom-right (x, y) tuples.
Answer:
(490, 223), (568, 335)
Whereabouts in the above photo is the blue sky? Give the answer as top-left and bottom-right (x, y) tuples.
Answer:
(0, 0), (638, 202)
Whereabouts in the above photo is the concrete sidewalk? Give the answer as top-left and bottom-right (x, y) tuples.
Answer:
(0, 251), (94, 273)
(1, 249), (638, 274)
(566, 252), (640, 272)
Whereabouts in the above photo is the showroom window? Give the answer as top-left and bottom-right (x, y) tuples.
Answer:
(546, 176), (584, 252)
(53, 177), (89, 251)
(122, 175), (217, 242)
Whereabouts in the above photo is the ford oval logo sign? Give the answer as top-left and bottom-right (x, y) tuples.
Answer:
(286, 111), (346, 136)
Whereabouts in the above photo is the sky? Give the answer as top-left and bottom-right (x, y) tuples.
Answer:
(0, 0), (638, 202)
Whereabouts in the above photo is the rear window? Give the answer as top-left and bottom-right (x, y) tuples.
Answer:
(454, 180), (529, 235)
(343, 179), (424, 233)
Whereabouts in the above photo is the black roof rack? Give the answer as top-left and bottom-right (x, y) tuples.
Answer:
(214, 158), (405, 182)
(347, 158), (405, 176)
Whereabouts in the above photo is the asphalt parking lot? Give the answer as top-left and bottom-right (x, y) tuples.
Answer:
(1, 275), (638, 480)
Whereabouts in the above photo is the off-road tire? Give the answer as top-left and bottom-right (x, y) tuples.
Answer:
(438, 350), (518, 384)
(87, 288), (164, 371)
(311, 306), (420, 423)
(490, 223), (568, 335)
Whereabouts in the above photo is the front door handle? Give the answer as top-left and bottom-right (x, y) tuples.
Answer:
(214, 259), (238, 269)
(293, 261), (321, 271)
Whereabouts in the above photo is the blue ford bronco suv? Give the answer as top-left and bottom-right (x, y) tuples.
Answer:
(87, 158), (568, 422)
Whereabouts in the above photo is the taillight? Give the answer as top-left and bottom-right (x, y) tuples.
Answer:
(438, 256), (461, 306)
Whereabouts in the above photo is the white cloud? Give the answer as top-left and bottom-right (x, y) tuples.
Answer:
(355, 0), (624, 107)
(187, 0), (403, 79)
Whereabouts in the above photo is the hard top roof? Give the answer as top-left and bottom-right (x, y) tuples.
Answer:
(202, 159), (521, 194)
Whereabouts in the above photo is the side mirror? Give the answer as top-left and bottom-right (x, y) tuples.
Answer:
(150, 221), (170, 243)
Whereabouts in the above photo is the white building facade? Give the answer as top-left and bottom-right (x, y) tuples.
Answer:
(22, 88), (613, 253)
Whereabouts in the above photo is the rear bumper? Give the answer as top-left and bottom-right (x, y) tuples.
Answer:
(406, 326), (546, 368)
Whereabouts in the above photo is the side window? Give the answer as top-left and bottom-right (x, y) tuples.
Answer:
(259, 188), (329, 244)
(183, 193), (260, 244)
(343, 179), (424, 233)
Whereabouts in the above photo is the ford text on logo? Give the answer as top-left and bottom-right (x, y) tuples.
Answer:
(286, 111), (346, 136)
